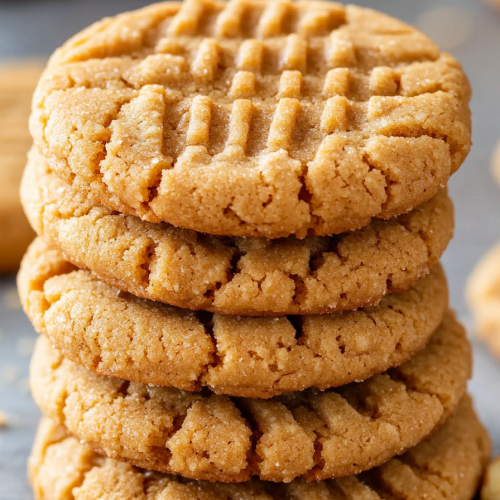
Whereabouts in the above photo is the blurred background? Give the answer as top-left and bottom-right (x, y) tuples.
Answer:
(0, 0), (500, 498)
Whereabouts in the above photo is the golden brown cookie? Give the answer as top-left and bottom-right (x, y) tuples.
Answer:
(21, 148), (454, 316)
(482, 455), (500, 500)
(466, 242), (500, 359)
(19, 238), (449, 397)
(30, 0), (471, 238)
(29, 396), (490, 499)
(30, 312), (470, 483)
(0, 62), (41, 272)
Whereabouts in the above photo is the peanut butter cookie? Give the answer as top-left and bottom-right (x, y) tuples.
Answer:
(19, 238), (448, 397)
(29, 396), (489, 499)
(30, 0), (471, 238)
(22, 148), (454, 316)
(30, 311), (470, 483)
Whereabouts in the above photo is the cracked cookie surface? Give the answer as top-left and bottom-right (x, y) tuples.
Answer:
(22, 148), (454, 316)
(30, 311), (470, 483)
(30, 0), (471, 238)
(19, 238), (448, 397)
(29, 396), (489, 499)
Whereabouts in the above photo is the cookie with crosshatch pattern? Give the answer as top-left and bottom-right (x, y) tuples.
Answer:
(30, 310), (470, 483)
(28, 396), (490, 500)
(30, 0), (471, 238)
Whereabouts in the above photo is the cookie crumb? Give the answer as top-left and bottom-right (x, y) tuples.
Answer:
(417, 7), (473, 50)
(482, 456), (500, 500)
(0, 411), (8, 427)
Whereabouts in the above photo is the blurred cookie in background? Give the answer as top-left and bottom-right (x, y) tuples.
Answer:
(483, 0), (500, 10)
(0, 62), (42, 273)
(492, 140), (500, 186)
(467, 242), (500, 359)
(482, 456), (500, 500)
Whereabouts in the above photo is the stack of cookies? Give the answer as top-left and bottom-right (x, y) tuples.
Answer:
(18, 1), (491, 498)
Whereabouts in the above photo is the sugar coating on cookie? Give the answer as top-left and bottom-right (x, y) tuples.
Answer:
(0, 63), (41, 271)
(30, 312), (470, 483)
(467, 242), (500, 358)
(31, 0), (471, 238)
(19, 238), (449, 397)
(28, 396), (490, 500)
(22, 148), (454, 316)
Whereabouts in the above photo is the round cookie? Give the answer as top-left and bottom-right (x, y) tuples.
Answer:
(30, 0), (471, 238)
(0, 63), (42, 272)
(29, 396), (490, 500)
(19, 238), (449, 397)
(466, 242), (500, 359)
(30, 312), (471, 483)
(21, 148), (454, 317)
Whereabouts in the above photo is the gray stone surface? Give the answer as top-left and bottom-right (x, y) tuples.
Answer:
(0, 0), (499, 498)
